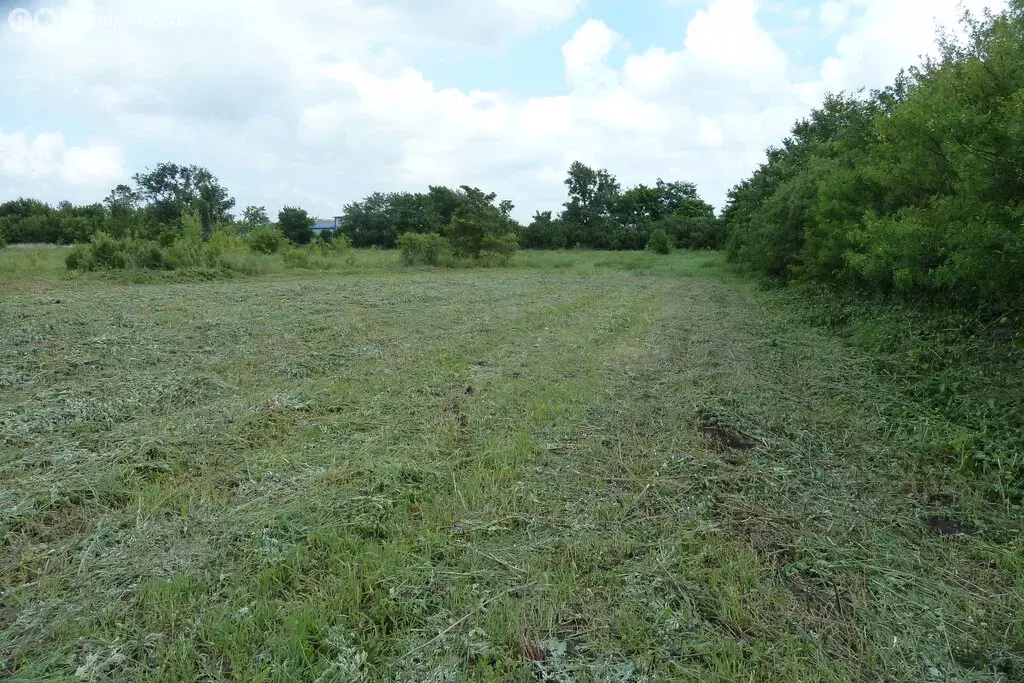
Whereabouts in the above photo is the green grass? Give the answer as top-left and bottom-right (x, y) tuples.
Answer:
(1, 248), (1021, 681)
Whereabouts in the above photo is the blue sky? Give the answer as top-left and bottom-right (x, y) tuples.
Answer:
(0, 0), (1004, 220)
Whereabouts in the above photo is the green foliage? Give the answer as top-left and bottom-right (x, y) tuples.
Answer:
(0, 198), (107, 245)
(246, 226), (287, 254)
(64, 244), (93, 271)
(520, 211), (567, 249)
(521, 164), (718, 251)
(277, 206), (315, 245)
(338, 186), (492, 249)
(724, 5), (1024, 315)
(309, 231), (351, 254)
(240, 205), (269, 234)
(646, 227), (672, 254)
(659, 215), (727, 250)
(561, 161), (622, 248)
(444, 187), (519, 262)
(132, 162), (236, 233)
(397, 232), (452, 266)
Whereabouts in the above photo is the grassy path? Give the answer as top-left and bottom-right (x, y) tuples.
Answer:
(1, 253), (1020, 681)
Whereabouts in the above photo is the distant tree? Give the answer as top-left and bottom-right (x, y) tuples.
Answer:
(278, 206), (315, 245)
(240, 205), (269, 233)
(445, 186), (519, 261)
(132, 162), (236, 234)
(656, 179), (715, 219)
(614, 184), (664, 249)
(339, 192), (400, 247)
(520, 210), (568, 249)
(561, 161), (621, 248)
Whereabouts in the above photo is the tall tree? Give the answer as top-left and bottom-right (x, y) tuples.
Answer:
(240, 205), (269, 233)
(445, 186), (519, 261)
(561, 161), (621, 248)
(132, 163), (235, 233)
(278, 206), (315, 245)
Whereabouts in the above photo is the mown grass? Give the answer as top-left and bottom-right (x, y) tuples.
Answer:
(1, 248), (1021, 681)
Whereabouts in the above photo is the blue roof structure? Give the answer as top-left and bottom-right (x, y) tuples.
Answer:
(312, 217), (342, 232)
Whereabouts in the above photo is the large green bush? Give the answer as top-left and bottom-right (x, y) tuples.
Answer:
(724, 4), (1024, 318)
(646, 227), (672, 255)
(278, 207), (315, 245)
(246, 226), (286, 254)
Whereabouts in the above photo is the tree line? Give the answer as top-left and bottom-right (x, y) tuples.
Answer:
(1, 160), (721, 257)
(335, 164), (723, 252)
(723, 2), (1024, 317)
(0, 163), (319, 247)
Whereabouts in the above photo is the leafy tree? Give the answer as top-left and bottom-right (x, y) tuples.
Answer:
(104, 185), (146, 238)
(240, 206), (269, 233)
(562, 161), (621, 248)
(520, 211), (567, 249)
(339, 192), (402, 247)
(132, 162), (235, 234)
(723, 2), (1024, 314)
(278, 206), (315, 245)
(246, 226), (286, 254)
(445, 186), (519, 261)
(614, 184), (663, 249)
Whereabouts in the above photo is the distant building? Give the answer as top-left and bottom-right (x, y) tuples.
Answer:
(312, 216), (342, 236)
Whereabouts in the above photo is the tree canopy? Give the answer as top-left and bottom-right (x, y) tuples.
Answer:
(723, 2), (1024, 315)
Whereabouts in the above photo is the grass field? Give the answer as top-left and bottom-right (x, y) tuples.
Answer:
(1, 247), (1021, 681)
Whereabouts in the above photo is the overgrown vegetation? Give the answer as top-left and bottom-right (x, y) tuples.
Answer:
(646, 227), (672, 255)
(724, 3), (1024, 320)
(397, 232), (452, 266)
(721, 3), (1024, 493)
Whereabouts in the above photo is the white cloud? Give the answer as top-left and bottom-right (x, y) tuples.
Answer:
(0, 130), (125, 189)
(0, 0), (1010, 219)
(819, 0), (1004, 92)
(562, 20), (621, 91)
(819, 1), (850, 33)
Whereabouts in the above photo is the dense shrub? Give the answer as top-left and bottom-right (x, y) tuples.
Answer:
(659, 215), (726, 250)
(65, 244), (93, 271)
(309, 231), (351, 254)
(724, 4), (1024, 317)
(278, 207), (314, 245)
(246, 226), (286, 254)
(646, 228), (672, 254)
(397, 232), (451, 266)
(445, 188), (519, 263)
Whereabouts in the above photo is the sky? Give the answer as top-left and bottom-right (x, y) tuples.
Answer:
(0, 0), (1007, 221)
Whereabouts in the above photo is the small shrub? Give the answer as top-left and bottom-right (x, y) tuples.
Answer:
(281, 246), (312, 269)
(207, 229), (246, 257)
(247, 227), (286, 254)
(65, 244), (94, 271)
(0, 234), (6, 249)
(89, 232), (129, 269)
(309, 232), (351, 255)
(647, 228), (672, 255)
(130, 240), (172, 270)
(397, 232), (451, 266)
